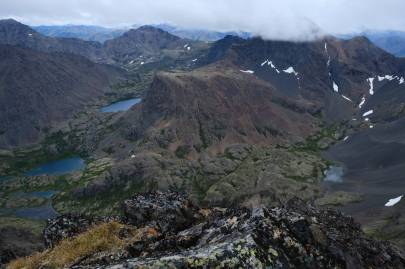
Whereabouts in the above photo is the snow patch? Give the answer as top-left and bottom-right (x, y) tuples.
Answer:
(140, 62), (144, 65)
(240, 70), (254, 74)
(358, 96), (366, 109)
(367, 77), (375, 95)
(131, 154), (136, 158)
(378, 75), (395, 81)
(400, 77), (404, 84)
(324, 42), (331, 67)
(283, 67), (298, 76)
(385, 195), (403, 207)
(333, 81), (339, 92)
(369, 125), (374, 129)
(183, 44), (189, 48)
(262, 60), (280, 73)
(269, 61), (280, 73)
(362, 110), (373, 117)
(192, 59), (198, 62)
(342, 95), (352, 102)
(28, 33), (33, 37)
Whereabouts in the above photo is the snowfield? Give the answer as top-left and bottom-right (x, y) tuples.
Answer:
(367, 77), (375, 95)
(283, 66), (298, 76)
(362, 110), (374, 117)
(333, 81), (339, 92)
(240, 70), (254, 74)
(385, 195), (403, 207)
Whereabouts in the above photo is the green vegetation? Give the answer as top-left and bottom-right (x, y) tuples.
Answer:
(0, 217), (45, 236)
(292, 124), (344, 153)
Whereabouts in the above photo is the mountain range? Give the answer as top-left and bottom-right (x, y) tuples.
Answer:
(33, 23), (405, 57)
(1, 17), (405, 268)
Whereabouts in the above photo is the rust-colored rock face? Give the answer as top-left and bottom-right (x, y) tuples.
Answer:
(122, 66), (319, 156)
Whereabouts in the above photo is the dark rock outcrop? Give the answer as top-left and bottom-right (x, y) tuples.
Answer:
(48, 192), (405, 268)
(123, 191), (199, 233)
(43, 214), (122, 248)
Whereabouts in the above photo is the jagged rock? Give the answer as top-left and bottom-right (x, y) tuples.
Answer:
(63, 192), (405, 269)
(123, 191), (199, 233)
(43, 214), (121, 248)
(43, 214), (95, 248)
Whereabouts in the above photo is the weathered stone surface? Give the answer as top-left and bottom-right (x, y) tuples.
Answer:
(123, 191), (199, 233)
(59, 192), (405, 269)
(43, 214), (122, 248)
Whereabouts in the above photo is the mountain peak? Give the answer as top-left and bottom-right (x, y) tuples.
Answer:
(0, 18), (22, 25)
(123, 25), (181, 40)
(0, 18), (32, 32)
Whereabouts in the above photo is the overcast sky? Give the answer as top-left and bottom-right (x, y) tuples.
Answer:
(1, 0), (405, 40)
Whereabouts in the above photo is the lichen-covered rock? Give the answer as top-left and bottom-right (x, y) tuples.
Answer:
(123, 191), (199, 233)
(64, 192), (405, 269)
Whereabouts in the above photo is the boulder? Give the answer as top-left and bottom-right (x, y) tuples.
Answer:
(123, 191), (199, 233)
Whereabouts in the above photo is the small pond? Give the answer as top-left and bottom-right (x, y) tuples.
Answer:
(100, 98), (141, 113)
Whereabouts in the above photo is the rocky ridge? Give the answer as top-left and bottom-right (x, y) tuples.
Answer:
(17, 191), (405, 269)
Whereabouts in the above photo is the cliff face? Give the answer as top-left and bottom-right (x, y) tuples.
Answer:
(119, 66), (319, 156)
(10, 191), (405, 269)
(0, 45), (124, 148)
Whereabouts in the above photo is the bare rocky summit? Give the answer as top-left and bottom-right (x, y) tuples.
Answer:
(37, 191), (405, 269)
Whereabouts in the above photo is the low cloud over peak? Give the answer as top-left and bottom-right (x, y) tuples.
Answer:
(1, 0), (405, 41)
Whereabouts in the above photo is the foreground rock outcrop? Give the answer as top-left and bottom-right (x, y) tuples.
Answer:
(14, 191), (398, 269)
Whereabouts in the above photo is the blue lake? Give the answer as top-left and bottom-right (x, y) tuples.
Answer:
(25, 157), (85, 177)
(100, 98), (141, 113)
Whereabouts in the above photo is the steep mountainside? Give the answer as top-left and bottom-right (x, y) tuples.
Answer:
(111, 35), (405, 157)
(103, 26), (192, 64)
(119, 65), (319, 156)
(0, 19), (105, 61)
(0, 45), (124, 148)
(0, 19), (205, 66)
(204, 36), (404, 122)
(341, 31), (405, 57)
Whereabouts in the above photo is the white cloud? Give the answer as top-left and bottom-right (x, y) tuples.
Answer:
(1, 0), (405, 41)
